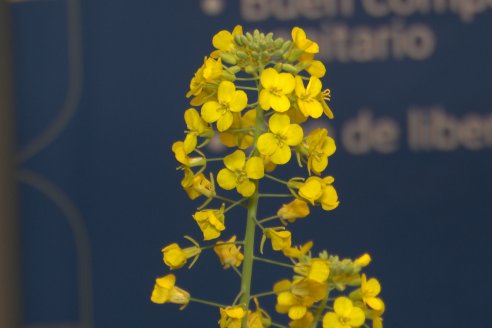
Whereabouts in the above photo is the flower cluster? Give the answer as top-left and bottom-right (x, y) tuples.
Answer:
(152, 26), (385, 328)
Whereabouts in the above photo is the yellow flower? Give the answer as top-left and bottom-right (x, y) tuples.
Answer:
(294, 258), (330, 283)
(217, 150), (264, 197)
(193, 205), (225, 240)
(354, 253), (372, 268)
(282, 241), (313, 258)
(274, 278), (327, 320)
(212, 25), (243, 57)
(172, 141), (205, 167)
(264, 228), (292, 251)
(150, 274), (190, 308)
(323, 297), (365, 328)
(219, 305), (246, 328)
(277, 199), (310, 222)
(292, 27), (319, 54)
(257, 114), (303, 165)
(214, 236), (244, 269)
(295, 76), (324, 118)
(187, 57), (223, 106)
(161, 243), (201, 270)
(298, 52), (326, 78)
(360, 274), (384, 311)
(259, 68), (295, 112)
(183, 108), (212, 151)
(301, 128), (336, 175)
(298, 176), (339, 211)
(181, 169), (214, 200)
(202, 81), (248, 131)
(219, 109), (256, 149)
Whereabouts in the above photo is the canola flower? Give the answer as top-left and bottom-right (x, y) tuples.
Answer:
(151, 26), (385, 328)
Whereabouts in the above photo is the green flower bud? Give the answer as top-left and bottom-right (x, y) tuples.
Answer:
(220, 53), (237, 65)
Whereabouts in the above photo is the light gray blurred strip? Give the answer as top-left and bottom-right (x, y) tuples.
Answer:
(0, 1), (22, 327)
(16, 0), (83, 163)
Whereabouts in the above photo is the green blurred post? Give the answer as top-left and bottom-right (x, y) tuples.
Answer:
(0, 1), (22, 327)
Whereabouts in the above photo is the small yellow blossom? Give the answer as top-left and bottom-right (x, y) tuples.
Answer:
(214, 235), (244, 269)
(360, 274), (384, 311)
(295, 76), (324, 118)
(183, 108), (212, 151)
(172, 141), (205, 167)
(274, 278), (327, 320)
(298, 176), (339, 211)
(277, 199), (310, 222)
(294, 258), (330, 283)
(354, 253), (372, 268)
(301, 128), (336, 175)
(193, 205), (226, 240)
(248, 298), (270, 328)
(257, 114), (303, 165)
(220, 109), (256, 149)
(201, 81), (248, 131)
(322, 297), (365, 328)
(298, 52), (326, 78)
(292, 27), (319, 54)
(264, 228), (292, 251)
(187, 57), (223, 106)
(259, 68), (295, 112)
(212, 25), (243, 57)
(150, 274), (190, 308)
(282, 241), (313, 258)
(161, 243), (201, 270)
(181, 169), (214, 200)
(217, 150), (264, 197)
(219, 305), (246, 328)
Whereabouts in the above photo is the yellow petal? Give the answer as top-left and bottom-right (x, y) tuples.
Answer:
(366, 297), (384, 312)
(271, 144), (291, 165)
(218, 80), (236, 103)
(260, 68), (278, 90)
(283, 124), (303, 146)
(288, 305), (307, 320)
(269, 113), (290, 134)
(322, 312), (339, 328)
(270, 94), (291, 112)
(224, 149), (246, 171)
(299, 178), (323, 204)
(201, 101), (221, 123)
(334, 297), (353, 317)
(257, 133), (278, 156)
(245, 156), (264, 179)
(237, 179), (255, 197)
(295, 76), (306, 97)
(259, 90), (271, 111)
(307, 60), (326, 78)
(212, 30), (233, 50)
(349, 306), (366, 327)
(217, 168), (237, 190)
(229, 90), (248, 112)
(183, 133), (197, 153)
(278, 73), (295, 94)
(217, 111), (234, 131)
(307, 77), (322, 96)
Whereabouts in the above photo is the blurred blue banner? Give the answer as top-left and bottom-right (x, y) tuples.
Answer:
(11, 1), (492, 327)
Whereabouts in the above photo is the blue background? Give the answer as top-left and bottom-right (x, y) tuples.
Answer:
(11, 1), (492, 327)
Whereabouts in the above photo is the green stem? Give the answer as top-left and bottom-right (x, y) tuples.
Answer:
(311, 288), (331, 328)
(258, 215), (280, 224)
(224, 198), (247, 213)
(236, 85), (258, 91)
(253, 256), (294, 268)
(250, 290), (277, 299)
(258, 193), (293, 198)
(189, 297), (227, 308)
(239, 190), (259, 326)
(264, 173), (289, 185)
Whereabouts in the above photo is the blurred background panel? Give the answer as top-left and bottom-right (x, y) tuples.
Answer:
(4, 0), (492, 327)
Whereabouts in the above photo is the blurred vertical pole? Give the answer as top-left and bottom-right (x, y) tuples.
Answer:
(0, 1), (22, 328)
